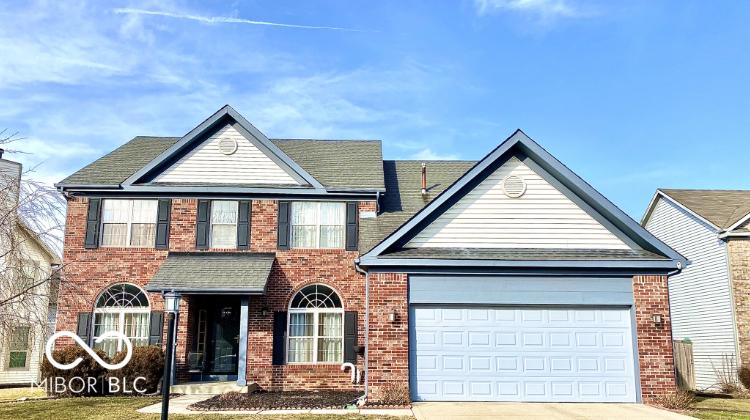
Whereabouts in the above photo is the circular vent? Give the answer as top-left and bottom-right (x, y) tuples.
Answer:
(218, 137), (238, 155)
(503, 175), (527, 198)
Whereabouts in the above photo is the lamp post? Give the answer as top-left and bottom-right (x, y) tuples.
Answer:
(161, 291), (180, 420)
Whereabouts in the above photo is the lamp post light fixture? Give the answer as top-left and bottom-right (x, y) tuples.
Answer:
(161, 291), (181, 420)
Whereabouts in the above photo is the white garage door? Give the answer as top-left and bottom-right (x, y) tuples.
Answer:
(410, 306), (637, 402)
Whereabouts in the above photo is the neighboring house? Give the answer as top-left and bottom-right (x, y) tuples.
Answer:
(55, 105), (683, 404)
(643, 189), (750, 390)
(0, 153), (61, 386)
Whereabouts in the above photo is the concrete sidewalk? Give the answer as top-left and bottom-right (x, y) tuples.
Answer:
(137, 395), (413, 416)
(411, 402), (694, 420)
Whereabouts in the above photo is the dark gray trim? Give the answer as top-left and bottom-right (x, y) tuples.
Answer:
(62, 190), (378, 200)
(519, 153), (640, 250)
(359, 256), (679, 270)
(121, 105), (324, 189)
(143, 286), (267, 294)
(630, 305), (643, 403)
(361, 130), (686, 266)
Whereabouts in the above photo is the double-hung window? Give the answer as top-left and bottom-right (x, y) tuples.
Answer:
(287, 284), (343, 364)
(7, 326), (31, 369)
(290, 202), (346, 249)
(101, 200), (158, 247)
(210, 201), (238, 248)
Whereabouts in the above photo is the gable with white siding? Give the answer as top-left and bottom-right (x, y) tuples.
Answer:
(644, 195), (737, 390)
(154, 124), (299, 185)
(406, 156), (629, 249)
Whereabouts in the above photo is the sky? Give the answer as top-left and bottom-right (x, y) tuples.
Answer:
(1, 0), (749, 219)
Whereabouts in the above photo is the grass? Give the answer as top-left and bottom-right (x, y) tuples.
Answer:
(689, 396), (750, 420)
(0, 387), (46, 402)
(0, 396), (410, 420)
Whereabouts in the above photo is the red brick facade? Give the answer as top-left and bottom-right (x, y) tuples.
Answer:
(632, 275), (677, 403)
(58, 195), (677, 402)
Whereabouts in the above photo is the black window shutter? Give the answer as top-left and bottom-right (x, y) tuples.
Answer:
(237, 200), (251, 250)
(155, 199), (171, 249)
(344, 311), (358, 363)
(345, 202), (358, 251)
(196, 200), (211, 249)
(76, 312), (92, 345)
(272, 311), (287, 365)
(277, 201), (291, 250)
(148, 311), (164, 345)
(84, 198), (102, 249)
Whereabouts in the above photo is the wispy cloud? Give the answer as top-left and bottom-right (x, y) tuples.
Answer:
(113, 8), (369, 32)
(475, 0), (593, 21)
(409, 148), (460, 161)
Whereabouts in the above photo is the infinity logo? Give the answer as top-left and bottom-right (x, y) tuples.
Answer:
(45, 331), (133, 371)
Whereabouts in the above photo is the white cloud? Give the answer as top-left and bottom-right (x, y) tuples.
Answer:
(475, 0), (591, 20)
(409, 148), (460, 161)
(114, 8), (369, 32)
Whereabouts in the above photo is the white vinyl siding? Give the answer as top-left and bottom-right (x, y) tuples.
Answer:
(406, 156), (629, 249)
(154, 124), (298, 185)
(645, 196), (736, 390)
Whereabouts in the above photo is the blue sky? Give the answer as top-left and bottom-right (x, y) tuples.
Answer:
(1, 0), (749, 218)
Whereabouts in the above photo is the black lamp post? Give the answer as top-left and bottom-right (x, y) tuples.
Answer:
(161, 291), (180, 420)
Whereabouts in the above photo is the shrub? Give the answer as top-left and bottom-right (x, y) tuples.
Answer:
(714, 355), (741, 394)
(655, 391), (696, 410)
(739, 366), (750, 391)
(40, 346), (110, 397)
(376, 383), (410, 406)
(106, 345), (164, 395)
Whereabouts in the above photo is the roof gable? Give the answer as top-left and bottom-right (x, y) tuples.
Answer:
(125, 105), (324, 189)
(361, 130), (686, 268)
(651, 189), (750, 231)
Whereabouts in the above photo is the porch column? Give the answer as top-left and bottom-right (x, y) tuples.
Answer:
(237, 297), (249, 386)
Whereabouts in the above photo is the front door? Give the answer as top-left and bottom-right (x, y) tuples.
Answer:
(208, 304), (240, 374)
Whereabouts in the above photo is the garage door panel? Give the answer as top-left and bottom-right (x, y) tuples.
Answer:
(410, 306), (637, 402)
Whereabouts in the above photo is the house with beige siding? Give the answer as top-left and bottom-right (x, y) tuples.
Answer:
(643, 189), (750, 390)
(0, 154), (61, 386)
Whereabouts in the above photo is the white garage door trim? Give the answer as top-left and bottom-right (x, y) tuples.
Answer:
(410, 305), (639, 403)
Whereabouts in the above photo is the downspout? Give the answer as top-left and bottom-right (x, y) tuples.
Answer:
(354, 258), (369, 405)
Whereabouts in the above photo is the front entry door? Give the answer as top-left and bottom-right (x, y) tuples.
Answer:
(208, 304), (240, 374)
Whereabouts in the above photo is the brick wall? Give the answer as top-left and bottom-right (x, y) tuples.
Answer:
(632, 275), (677, 403)
(58, 196), (372, 391)
(366, 272), (409, 403)
(728, 239), (750, 367)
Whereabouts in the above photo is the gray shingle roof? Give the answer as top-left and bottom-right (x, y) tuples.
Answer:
(58, 137), (385, 191)
(146, 252), (275, 292)
(660, 189), (750, 230)
(359, 160), (476, 252)
(382, 248), (668, 260)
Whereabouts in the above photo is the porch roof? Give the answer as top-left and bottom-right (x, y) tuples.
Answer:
(146, 252), (276, 294)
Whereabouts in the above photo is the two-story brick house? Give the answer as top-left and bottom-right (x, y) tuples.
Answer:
(56, 105), (684, 404)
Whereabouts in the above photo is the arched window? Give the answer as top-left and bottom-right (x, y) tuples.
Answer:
(287, 284), (343, 364)
(93, 284), (150, 356)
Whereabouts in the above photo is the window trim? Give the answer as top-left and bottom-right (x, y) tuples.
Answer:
(99, 199), (158, 248)
(286, 284), (344, 365)
(92, 283), (151, 355)
(290, 201), (346, 249)
(209, 200), (239, 249)
(6, 325), (32, 371)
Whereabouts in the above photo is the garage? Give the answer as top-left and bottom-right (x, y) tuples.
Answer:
(409, 306), (637, 402)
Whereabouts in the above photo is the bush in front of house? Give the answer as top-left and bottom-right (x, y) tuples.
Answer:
(40, 346), (110, 397)
(106, 345), (164, 395)
(655, 390), (696, 410)
(739, 366), (750, 392)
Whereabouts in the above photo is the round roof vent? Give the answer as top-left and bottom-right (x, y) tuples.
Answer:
(503, 175), (527, 198)
(218, 137), (238, 155)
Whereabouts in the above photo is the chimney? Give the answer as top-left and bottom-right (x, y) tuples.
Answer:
(421, 162), (427, 196)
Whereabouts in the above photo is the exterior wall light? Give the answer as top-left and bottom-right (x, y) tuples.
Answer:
(652, 313), (663, 324)
(389, 311), (398, 322)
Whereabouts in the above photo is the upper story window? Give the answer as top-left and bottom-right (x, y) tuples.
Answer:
(210, 201), (238, 248)
(291, 202), (346, 249)
(101, 199), (158, 247)
(93, 283), (150, 357)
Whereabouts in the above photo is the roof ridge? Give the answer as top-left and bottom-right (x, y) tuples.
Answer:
(271, 138), (382, 142)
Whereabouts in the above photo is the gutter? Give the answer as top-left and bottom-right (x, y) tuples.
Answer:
(353, 258), (369, 406)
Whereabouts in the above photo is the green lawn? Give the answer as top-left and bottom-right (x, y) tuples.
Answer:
(0, 396), (409, 420)
(0, 387), (46, 402)
(689, 396), (750, 420)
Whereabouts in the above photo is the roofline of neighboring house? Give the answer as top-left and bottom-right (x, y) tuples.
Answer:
(642, 189), (726, 232)
(17, 219), (61, 265)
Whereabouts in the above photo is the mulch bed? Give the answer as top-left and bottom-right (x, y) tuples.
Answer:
(189, 390), (362, 411)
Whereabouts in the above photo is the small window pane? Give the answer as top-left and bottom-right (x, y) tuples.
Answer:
(124, 313), (149, 341)
(211, 201), (238, 224)
(102, 200), (130, 223)
(8, 327), (30, 369)
(130, 224), (156, 247)
(211, 225), (237, 248)
(130, 200), (158, 223)
(317, 338), (342, 363)
(289, 313), (314, 336)
(101, 224), (127, 246)
(318, 313), (342, 337)
(8, 352), (27, 369)
(291, 202), (318, 225)
(319, 203), (345, 225)
(288, 338), (313, 363)
(319, 226), (345, 248)
(291, 225), (317, 248)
